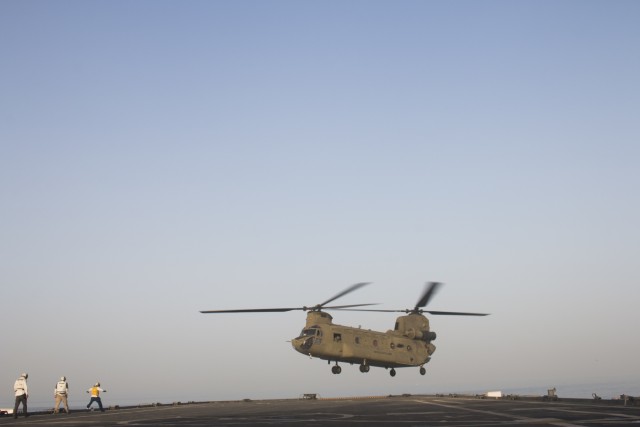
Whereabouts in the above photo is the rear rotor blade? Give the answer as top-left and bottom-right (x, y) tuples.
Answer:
(319, 282), (370, 308)
(415, 282), (442, 309)
(330, 308), (489, 315)
(425, 310), (489, 316)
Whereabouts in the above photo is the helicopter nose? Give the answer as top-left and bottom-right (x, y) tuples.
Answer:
(291, 336), (313, 354)
(291, 337), (303, 353)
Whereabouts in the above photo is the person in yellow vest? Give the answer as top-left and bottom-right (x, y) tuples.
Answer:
(53, 376), (70, 414)
(13, 373), (29, 419)
(86, 382), (107, 412)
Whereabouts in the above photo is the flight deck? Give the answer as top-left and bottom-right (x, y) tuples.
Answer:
(1, 394), (640, 426)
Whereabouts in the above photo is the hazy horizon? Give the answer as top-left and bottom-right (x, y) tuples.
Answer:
(2, 0), (639, 409)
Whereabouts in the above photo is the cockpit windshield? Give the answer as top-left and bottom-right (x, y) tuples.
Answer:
(299, 328), (319, 338)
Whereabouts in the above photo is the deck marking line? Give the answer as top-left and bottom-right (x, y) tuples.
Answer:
(413, 399), (584, 427)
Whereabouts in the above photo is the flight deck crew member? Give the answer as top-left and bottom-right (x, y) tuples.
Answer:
(54, 376), (70, 414)
(13, 373), (29, 418)
(86, 382), (107, 411)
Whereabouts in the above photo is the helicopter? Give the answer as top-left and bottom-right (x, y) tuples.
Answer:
(200, 282), (488, 377)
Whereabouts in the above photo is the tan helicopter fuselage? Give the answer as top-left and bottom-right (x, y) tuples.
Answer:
(291, 311), (436, 369)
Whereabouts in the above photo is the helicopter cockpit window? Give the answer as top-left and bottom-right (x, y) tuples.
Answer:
(300, 328), (318, 338)
(395, 321), (400, 331)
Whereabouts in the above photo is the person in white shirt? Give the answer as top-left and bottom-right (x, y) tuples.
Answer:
(13, 373), (28, 419)
(54, 376), (70, 414)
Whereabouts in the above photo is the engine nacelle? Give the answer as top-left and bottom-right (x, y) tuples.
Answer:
(423, 331), (437, 341)
(406, 328), (421, 340)
(406, 328), (437, 341)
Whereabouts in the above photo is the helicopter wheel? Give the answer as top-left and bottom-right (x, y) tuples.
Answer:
(389, 368), (396, 377)
(331, 365), (342, 374)
(359, 364), (370, 373)
(419, 367), (426, 375)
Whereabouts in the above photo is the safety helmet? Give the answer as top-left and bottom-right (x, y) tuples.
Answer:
(61, 376), (66, 381)
(21, 373), (28, 379)
(95, 382), (100, 387)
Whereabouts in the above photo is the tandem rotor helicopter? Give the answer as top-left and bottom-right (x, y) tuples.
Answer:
(201, 282), (488, 377)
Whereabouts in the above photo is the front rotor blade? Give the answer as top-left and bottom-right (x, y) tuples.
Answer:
(322, 303), (379, 310)
(415, 282), (442, 309)
(200, 307), (300, 313)
(425, 310), (489, 316)
(319, 282), (370, 307)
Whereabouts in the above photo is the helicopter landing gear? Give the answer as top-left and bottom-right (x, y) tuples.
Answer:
(419, 366), (426, 375)
(359, 363), (370, 373)
(389, 368), (396, 377)
(331, 364), (342, 374)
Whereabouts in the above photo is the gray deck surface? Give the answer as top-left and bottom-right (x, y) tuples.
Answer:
(2, 395), (640, 426)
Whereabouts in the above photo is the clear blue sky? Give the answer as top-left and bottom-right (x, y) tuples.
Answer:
(1, 0), (639, 408)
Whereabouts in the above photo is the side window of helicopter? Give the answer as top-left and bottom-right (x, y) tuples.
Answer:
(354, 336), (360, 344)
(395, 322), (400, 331)
(333, 333), (342, 342)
